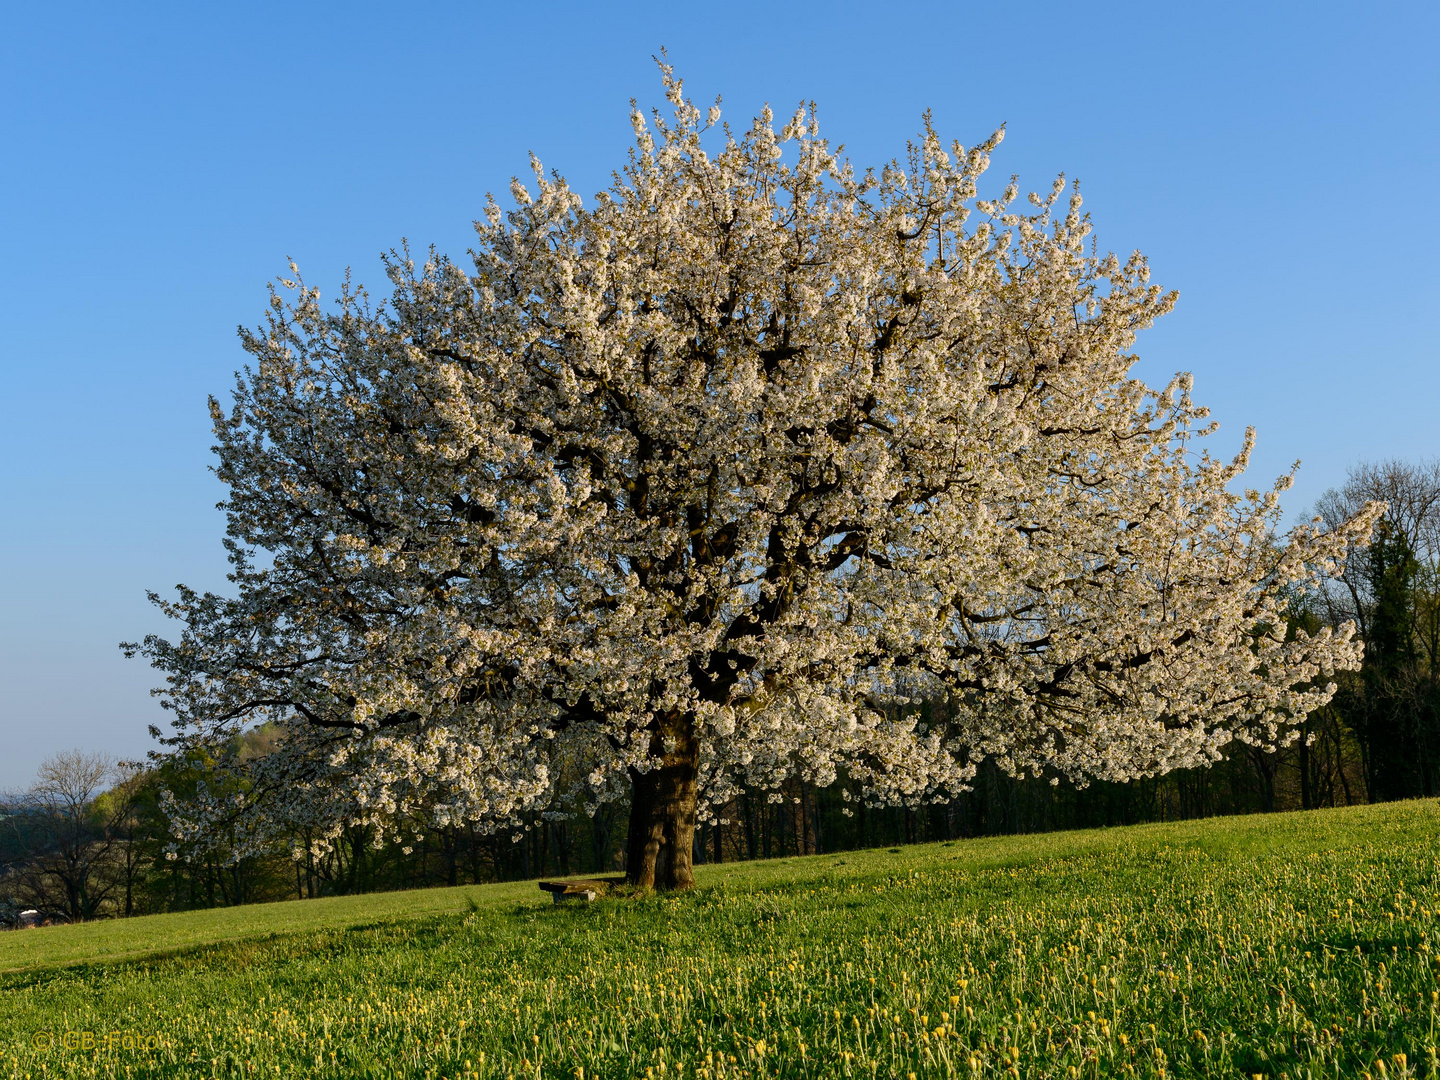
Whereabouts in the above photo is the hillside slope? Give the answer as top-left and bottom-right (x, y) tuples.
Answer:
(4, 801), (1439, 1078)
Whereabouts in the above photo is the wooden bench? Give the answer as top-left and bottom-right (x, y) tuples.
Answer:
(537, 876), (624, 903)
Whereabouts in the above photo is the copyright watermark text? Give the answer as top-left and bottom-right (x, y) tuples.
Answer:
(29, 1030), (160, 1052)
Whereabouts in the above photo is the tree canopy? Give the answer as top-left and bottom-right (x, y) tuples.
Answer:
(131, 68), (1379, 889)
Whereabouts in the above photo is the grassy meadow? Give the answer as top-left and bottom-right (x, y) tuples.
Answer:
(4, 801), (1440, 1079)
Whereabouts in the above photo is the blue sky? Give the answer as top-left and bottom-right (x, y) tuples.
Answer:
(1, 1), (1436, 789)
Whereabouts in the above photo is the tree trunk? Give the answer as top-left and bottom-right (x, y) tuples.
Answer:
(590, 804), (614, 873)
(1299, 732), (1313, 810)
(556, 821), (571, 876)
(441, 827), (458, 887)
(741, 792), (758, 859)
(625, 714), (699, 890)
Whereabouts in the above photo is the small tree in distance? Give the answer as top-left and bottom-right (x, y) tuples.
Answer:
(3, 750), (129, 921)
(129, 67), (1380, 891)
(1314, 459), (1440, 800)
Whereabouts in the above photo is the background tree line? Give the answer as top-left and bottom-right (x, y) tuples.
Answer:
(5, 458), (1437, 924)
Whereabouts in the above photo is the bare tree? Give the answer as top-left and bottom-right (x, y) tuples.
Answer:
(1316, 460), (1440, 622)
(5, 750), (130, 921)
(1315, 459), (1440, 800)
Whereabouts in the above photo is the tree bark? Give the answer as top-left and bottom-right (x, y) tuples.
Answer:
(1299, 731), (1312, 811)
(625, 713), (699, 890)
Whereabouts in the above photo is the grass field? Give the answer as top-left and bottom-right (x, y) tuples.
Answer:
(4, 802), (1440, 1079)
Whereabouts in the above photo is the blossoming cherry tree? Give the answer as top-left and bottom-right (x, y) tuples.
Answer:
(132, 71), (1378, 890)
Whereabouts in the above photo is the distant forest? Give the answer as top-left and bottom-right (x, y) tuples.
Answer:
(4, 459), (1438, 923)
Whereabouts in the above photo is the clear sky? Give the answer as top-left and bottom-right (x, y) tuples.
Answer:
(1, 1), (1436, 790)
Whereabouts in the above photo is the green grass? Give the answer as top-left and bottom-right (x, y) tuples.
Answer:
(4, 802), (1440, 1079)
(0, 880), (540, 976)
